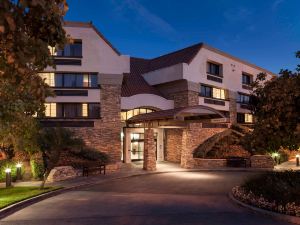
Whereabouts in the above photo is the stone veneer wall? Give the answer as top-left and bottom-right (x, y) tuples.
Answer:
(181, 123), (226, 168)
(193, 158), (227, 168)
(170, 90), (199, 108)
(143, 128), (156, 171)
(165, 129), (183, 163)
(69, 84), (122, 171)
(250, 155), (274, 168)
(228, 90), (237, 124)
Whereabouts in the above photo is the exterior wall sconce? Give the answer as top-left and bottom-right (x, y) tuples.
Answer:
(5, 168), (12, 188)
(16, 163), (22, 180)
(296, 154), (300, 167)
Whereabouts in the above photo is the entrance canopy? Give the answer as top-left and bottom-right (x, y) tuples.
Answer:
(127, 105), (229, 128)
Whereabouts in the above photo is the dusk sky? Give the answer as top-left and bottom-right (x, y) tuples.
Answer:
(65, 0), (300, 74)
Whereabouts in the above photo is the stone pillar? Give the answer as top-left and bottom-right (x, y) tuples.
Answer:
(228, 90), (237, 124)
(143, 128), (156, 171)
(172, 90), (199, 108)
(181, 123), (202, 169)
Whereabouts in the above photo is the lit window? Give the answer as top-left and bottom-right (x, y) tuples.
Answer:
(121, 112), (127, 121)
(48, 46), (57, 56)
(83, 74), (89, 87)
(45, 103), (56, 117)
(39, 73), (55, 87)
(212, 88), (225, 99)
(245, 113), (253, 123)
(82, 104), (88, 117)
(127, 110), (133, 120)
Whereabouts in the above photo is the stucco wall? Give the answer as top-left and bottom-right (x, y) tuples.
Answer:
(46, 89), (100, 103)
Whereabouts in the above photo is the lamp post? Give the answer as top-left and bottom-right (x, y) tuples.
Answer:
(296, 154), (300, 167)
(5, 168), (12, 188)
(16, 163), (22, 180)
(273, 153), (280, 165)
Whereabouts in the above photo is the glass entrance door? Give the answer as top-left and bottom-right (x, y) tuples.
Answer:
(131, 133), (144, 161)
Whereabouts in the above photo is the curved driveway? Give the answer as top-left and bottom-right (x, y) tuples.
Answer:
(1, 171), (291, 225)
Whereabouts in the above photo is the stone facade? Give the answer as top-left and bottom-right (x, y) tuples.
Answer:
(165, 129), (183, 163)
(250, 155), (274, 168)
(228, 90), (237, 124)
(193, 158), (227, 168)
(171, 90), (199, 108)
(181, 123), (226, 168)
(143, 128), (156, 171)
(69, 83), (122, 169)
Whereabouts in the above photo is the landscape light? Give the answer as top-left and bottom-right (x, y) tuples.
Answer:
(16, 163), (22, 168)
(296, 154), (300, 167)
(16, 162), (22, 180)
(5, 168), (12, 187)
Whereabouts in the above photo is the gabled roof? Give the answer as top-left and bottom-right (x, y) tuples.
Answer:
(63, 21), (121, 55)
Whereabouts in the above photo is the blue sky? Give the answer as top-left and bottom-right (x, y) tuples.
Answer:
(65, 0), (300, 74)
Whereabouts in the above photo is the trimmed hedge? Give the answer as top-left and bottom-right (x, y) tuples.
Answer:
(30, 159), (44, 180)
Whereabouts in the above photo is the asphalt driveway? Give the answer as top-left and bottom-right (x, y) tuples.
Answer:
(1, 171), (292, 225)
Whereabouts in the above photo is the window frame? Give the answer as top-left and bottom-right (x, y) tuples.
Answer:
(55, 40), (83, 58)
(242, 73), (252, 85)
(207, 61), (223, 77)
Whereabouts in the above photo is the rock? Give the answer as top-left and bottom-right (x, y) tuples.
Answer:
(47, 166), (77, 182)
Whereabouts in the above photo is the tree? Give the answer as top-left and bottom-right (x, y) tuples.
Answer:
(243, 51), (300, 153)
(38, 128), (84, 189)
(0, 0), (68, 153)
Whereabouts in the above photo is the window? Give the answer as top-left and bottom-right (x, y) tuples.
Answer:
(44, 103), (56, 117)
(238, 93), (250, 104)
(39, 73), (55, 87)
(121, 108), (156, 121)
(48, 46), (56, 56)
(200, 85), (225, 100)
(213, 88), (225, 99)
(40, 73), (98, 88)
(56, 40), (82, 57)
(237, 113), (253, 123)
(201, 85), (212, 97)
(207, 62), (222, 76)
(245, 113), (253, 123)
(88, 104), (100, 118)
(242, 73), (252, 85)
(44, 103), (100, 118)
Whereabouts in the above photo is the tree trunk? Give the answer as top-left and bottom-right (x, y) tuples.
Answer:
(40, 170), (50, 189)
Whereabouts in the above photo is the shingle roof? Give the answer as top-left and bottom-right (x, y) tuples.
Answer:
(121, 44), (203, 97)
(121, 58), (165, 97)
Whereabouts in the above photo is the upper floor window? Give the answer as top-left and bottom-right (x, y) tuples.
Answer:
(56, 40), (82, 57)
(207, 62), (222, 76)
(242, 73), (252, 85)
(200, 85), (225, 100)
(237, 113), (253, 123)
(43, 103), (100, 118)
(237, 93), (250, 104)
(39, 73), (98, 88)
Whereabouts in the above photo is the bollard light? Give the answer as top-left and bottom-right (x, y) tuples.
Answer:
(296, 154), (300, 167)
(272, 152), (280, 165)
(16, 162), (22, 180)
(5, 168), (12, 188)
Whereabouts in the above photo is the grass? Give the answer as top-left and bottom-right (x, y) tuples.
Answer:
(0, 186), (61, 209)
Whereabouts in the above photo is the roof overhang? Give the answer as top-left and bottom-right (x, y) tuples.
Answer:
(127, 105), (229, 128)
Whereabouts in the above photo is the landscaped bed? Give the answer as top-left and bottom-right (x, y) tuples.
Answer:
(0, 186), (61, 209)
(232, 171), (300, 217)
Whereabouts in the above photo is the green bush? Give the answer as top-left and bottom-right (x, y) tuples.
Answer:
(0, 160), (20, 182)
(243, 171), (300, 205)
(30, 159), (44, 180)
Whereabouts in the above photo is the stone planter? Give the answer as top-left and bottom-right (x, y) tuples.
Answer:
(250, 155), (274, 168)
(193, 158), (227, 168)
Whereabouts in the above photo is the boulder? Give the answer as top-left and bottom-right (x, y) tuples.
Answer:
(47, 166), (77, 182)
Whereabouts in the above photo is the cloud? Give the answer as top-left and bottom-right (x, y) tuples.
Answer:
(110, 0), (179, 40)
(271, 0), (285, 10)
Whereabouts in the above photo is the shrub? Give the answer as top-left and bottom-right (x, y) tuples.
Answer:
(242, 171), (300, 206)
(30, 159), (44, 180)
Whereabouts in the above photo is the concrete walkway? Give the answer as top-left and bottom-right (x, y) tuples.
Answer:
(275, 158), (300, 171)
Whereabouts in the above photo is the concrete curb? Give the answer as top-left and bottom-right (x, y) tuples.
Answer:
(228, 191), (300, 225)
(0, 169), (271, 220)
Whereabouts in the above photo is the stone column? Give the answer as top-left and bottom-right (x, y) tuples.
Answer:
(180, 123), (203, 169)
(228, 90), (237, 124)
(143, 128), (156, 171)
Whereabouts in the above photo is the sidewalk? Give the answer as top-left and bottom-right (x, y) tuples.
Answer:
(275, 158), (300, 171)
